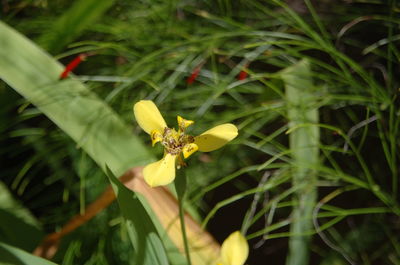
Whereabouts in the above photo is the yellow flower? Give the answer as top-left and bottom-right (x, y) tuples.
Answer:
(133, 100), (238, 187)
(218, 231), (249, 265)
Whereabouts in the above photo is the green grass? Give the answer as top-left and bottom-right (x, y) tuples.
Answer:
(1, 0), (399, 264)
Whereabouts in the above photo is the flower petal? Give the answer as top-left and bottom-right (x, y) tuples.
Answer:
(143, 154), (177, 187)
(133, 100), (167, 135)
(151, 130), (163, 146)
(194, 124), (238, 152)
(182, 143), (198, 159)
(177, 115), (194, 130)
(220, 231), (248, 265)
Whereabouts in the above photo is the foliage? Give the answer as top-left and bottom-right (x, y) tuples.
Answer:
(0, 0), (399, 264)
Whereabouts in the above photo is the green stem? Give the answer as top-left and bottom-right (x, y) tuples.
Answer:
(282, 59), (319, 265)
(175, 170), (192, 265)
(178, 197), (192, 265)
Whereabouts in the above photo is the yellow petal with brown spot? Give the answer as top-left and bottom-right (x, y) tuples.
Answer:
(182, 143), (199, 159)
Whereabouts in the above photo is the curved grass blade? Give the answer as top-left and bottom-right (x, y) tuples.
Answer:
(0, 242), (57, 265)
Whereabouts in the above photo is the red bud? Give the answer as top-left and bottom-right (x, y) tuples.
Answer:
(59, 53), (88, 79)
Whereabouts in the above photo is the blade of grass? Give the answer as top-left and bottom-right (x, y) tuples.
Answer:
(38, 0), (116, 53)
(282, 59), (319, 265)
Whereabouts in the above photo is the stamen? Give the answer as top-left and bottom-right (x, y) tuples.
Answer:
(177, 116), (194, 131)
(151, 130), (163, 146)
(161, 124), (195, 157)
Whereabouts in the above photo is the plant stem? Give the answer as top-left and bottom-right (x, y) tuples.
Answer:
(282, 59), (319, 265)
(178, 197), (192, 265)
(175, 170), (192, 265)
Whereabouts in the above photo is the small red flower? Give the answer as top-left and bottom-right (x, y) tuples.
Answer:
(186, 64), (203, 85)
(59, 53), (88, 79)
(237, 63), (250, 80)
(237, 69), (248, 80)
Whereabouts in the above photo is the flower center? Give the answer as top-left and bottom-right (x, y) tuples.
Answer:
(161, 127), (194, 155)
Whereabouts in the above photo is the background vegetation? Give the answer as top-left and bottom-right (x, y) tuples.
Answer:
(0, 0), (399, 264)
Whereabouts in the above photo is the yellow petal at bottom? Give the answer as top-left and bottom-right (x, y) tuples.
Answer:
(143, 154), (177, 187)
(220, 231), (248, 265)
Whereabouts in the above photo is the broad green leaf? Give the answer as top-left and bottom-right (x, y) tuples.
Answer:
(281, 59), (319, 265)
(0, 242), (58, 265)
(106, 167), (170, 265)
(0, 182), (43, 252)
(38, 0), (116, 53)
(0, 21), (151, 177)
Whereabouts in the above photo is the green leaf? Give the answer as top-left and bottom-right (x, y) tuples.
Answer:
(0, 242), (58, 265)
(0, 182), (43, 252)
(105, 166), (169, 265)
(0, 21), (151, 177)
(38, 0), (116, 53)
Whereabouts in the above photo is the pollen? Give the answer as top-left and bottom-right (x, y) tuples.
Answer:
(161, 127), (195, 156)
(151, 130), (163, 146)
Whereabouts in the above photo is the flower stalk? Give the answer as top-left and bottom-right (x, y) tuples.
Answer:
(175, 169), (192, 265)
(283, 59), (319, 265)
